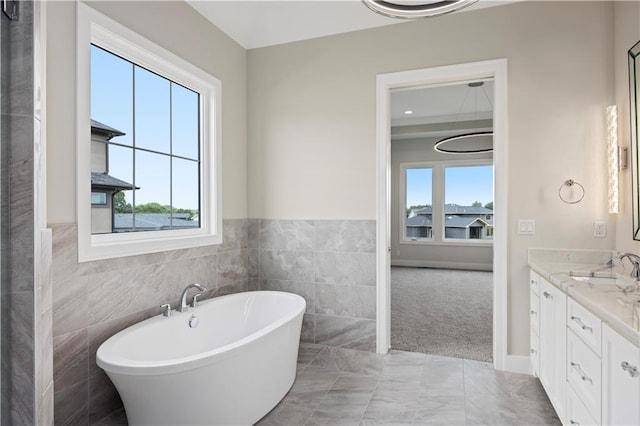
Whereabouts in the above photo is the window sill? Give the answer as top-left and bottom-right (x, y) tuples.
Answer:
(78, 230), (222, 263)
(399, 239), (493, 248)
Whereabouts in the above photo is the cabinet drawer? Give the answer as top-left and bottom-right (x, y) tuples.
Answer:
(568, 297), (602, 355)
(530, 291), (540, 335)
(568, 329), (602, 422)
(530, 271), (541, 296)
(567, 384), (599, 426)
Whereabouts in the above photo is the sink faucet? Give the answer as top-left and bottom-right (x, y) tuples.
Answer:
(618, 253), (640, 280)
(178, 283), (207, 313)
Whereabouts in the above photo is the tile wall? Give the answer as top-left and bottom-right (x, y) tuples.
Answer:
(249, 219), (377, 352)
(51, 219), (249, 425)
(51, 218), (377, 424)
(1, 1), (54, 424)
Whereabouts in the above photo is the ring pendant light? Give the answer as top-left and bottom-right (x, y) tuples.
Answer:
(434, 81), (494, 154)
(361, 0), (478, 19)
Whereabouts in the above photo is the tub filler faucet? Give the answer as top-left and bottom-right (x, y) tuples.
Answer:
(178, 283), (208, 312)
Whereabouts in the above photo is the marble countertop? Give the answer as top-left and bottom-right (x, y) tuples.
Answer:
(529, 249), (640, 347)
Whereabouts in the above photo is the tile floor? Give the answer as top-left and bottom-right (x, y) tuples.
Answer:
(256, 343), (561, 426)
(96, 343), (561, 425)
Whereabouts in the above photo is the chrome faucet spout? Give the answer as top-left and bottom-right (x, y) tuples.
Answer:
(618, 252), (640, 280)
(178, 283), (207, 312)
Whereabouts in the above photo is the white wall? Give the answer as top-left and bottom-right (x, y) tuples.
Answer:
(390, 137), (493, 270)
(47, 0), (248, 223)
(614, 1), (640, 253)
(248, 1), (617, 356)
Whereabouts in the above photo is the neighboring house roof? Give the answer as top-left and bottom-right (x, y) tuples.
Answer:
(113, 213), (198, 231)
(91, 119), (125, 140)
(91, 172), (137, 191)
(406, 215), (433, 227)
(406, 214), (491, 228)
(414, 204), (493, 216)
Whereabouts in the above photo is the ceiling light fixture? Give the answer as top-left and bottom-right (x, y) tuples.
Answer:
(404, 110), (414, 115)
(361, 0), (478, 19)
(434, 81), (493, 154)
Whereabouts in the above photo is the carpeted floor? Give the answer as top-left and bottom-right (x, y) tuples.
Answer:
(391, 267), (493, 362)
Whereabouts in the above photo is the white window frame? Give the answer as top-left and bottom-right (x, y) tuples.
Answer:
(76, 3), (222, 262)
(400, 158), (493, 247)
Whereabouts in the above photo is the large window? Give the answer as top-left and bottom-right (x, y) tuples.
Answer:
(77, 4), (221, 261)
(91, 45), (201, 234)
(401, 160), (493, 245)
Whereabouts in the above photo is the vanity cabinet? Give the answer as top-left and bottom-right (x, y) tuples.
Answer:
(529, 268), (640, 426)
(536, 274), (567, 421)
(602, 324), (640, 425)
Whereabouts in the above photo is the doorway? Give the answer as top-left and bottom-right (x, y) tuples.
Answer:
(389, 80), (495, 362)
(375, 59), (508, 370)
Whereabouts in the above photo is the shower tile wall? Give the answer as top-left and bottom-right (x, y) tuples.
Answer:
(249, 219), (377, 352)
(1, 1), (53, 424)
(51, 219), (249, 425)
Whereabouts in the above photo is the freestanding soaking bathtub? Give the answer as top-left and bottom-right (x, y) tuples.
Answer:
(96, 291), (306, 425)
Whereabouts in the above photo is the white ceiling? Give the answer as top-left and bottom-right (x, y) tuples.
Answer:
(391, 80), (494, 126)
(186, 0), (520, 50)
(390, 79), (494, 140)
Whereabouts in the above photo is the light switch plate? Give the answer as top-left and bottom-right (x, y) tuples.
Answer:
(594, 221), (606, 238)
(518, 219), (536, 235)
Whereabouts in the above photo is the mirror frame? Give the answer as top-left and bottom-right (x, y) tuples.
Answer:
(629, 40), (640, 240)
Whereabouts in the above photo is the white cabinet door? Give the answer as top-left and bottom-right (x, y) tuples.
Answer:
(530, 271), (541, 377)
(602, 324), (640, 426)
(539, 278), (567, 421)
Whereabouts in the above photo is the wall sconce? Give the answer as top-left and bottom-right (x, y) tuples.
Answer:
(607, 105), (619, 214)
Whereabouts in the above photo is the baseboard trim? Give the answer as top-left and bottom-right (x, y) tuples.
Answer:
(503, 355), (532, 375)
(391, 259), (493, 271)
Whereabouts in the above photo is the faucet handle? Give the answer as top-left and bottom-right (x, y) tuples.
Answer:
(160, 303), (172, 317)
(191, 293), (202, 308)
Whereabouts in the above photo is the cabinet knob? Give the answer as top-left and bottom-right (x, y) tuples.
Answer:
(543, 291), (553, 299)
(530, 348), (536, 354)
(530, 310), (536, 315)
(570, 421), (580, 426)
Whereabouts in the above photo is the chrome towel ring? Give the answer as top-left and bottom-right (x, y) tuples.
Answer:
(559, 179), (585, 204)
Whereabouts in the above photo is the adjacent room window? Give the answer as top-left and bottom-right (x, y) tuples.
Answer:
(77, 4), (222, 261)
(404, 167), (433, 240)
(444, 164), (494, 241)
(401, 160), (493, 245)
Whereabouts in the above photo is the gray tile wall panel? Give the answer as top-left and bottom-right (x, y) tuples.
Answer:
(51, 219), (249, 424)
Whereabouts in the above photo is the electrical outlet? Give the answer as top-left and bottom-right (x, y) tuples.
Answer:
(594, 221), (606, 238)
(518, 219), (536, 235)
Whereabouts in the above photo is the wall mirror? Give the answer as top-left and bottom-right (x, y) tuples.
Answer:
(630, 40), (640, 240)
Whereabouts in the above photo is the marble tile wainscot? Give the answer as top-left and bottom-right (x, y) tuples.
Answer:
(50, 219), (249, 425)
(249, 219), (377, 352)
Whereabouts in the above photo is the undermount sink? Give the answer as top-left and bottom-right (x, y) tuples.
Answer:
(570, 276), (629, 286)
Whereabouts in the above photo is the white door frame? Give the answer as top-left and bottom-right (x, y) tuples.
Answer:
(375, 59), (509, 371)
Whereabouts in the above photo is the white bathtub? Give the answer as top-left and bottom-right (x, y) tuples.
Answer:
(96, 291), (306, 426)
